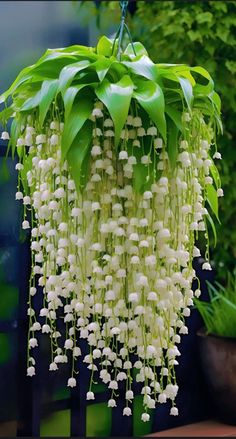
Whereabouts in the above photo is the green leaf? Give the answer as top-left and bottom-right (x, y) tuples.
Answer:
(166, 116), (179, 168)
(133, 163), (148, 193)
(92, 58), (113, 81)
(58, 60), (91, 95)
(124, 42), (148, 58)
(122, 55), (158, 81)
(10, 118), (21, 158)
(206, 184), (219, 222)
(20, 90), (42, 111)
(63, 83), (96, 120)
(177, 76), (193, 112)
(165, 105), (183, 132)
(210, 163), (221, 189)
(67, 120), (93, 193)
(133, 78), (166, 141)
(95, 75), (133, 147)
(96, 36), (114, 57)
(61, 97), (93, 160)
(39, 79), (58, 126)
(205, 213), (217, 247)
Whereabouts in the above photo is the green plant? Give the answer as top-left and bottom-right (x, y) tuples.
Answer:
(0, 29), (223, 419)
(78, 0), (236, 278)
(195, 276), (236, 338)
(128, 0), (236, 278)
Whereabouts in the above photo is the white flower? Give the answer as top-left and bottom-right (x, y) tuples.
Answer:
(31, 322), (41, 331)
(108, 380), (118, 390)
(154, 137), (163, 149)
(128, 293), (139, 302)
(36, 134), (46, 144)
(29, 338), (38, 348)
(108, 399), (117, 407)
(213, 152), (222, 159)
(73, 347), (81, 357)
(141, 413), (150, 422)
(91, 145), (102, 156)
(15, 191), (23, 200)
(131, 256), (140, 265)
(126, 390), (134, 400)
(147, 126), (157, 136)
(202, 262), (212, 270)
(158, 393), (167, 403)
(64, 339), (73, 349)
(137, 275), (148, 287)
(49, 362), (58, 371)
(104, 118), (113, 127)
(50, 121), (59, 130)
(133, 116), (142, 127)
(67, 377), (76, 388)
(141, 155), (151, 165)
(143, 191), (152, 200)
(117, 372), (127, 381)
(15, 163), (24, 171)
(42, 324), (51, 333)
(137, 127), (146, 136)
(50, 134), (59, 145)
(86, 391), (95, 400)
(195, 289), (201, 298)
(27, 366), (35, 377)
(170, 407), (179, 416)
(22, 220), (30, 229)
(1, 131), (9, 140)
(217, 188), (224, 197)
(133, 139), (140, 148)
(123, 407), (132, 416)
(119, 151), (128, 160)
(16, 138), (24, 147)
(92, 108), (103, 118)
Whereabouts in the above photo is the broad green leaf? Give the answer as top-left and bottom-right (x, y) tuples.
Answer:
(124, 42), (148, 58)
(96, 36), (113, 57)
(177, 76), (193, 112)
(191, 66), (214, 96)
(67, 120), (93, 193)
(133, 78), (166, 141)
(122, 55), (158, 81)
(61, 97), (93, 160)
(165, 105), (183, 132)
(20, 90), (41, 111)
(39, 79), (58, 126)
(95, 75), (134, 147)
(63, 83), (96, 120)
(58, 60), (91, 95)
(166, 116), (179, 168)
(92, 58), (113, 81)
(206, 184), (219, 222)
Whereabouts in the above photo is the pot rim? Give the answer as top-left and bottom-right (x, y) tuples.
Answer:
(197, 327), (236, 343)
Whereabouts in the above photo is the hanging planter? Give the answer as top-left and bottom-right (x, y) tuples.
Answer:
(0, 19), (223, 421)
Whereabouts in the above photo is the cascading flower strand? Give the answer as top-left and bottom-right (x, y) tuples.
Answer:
(0, 36), (223, 421)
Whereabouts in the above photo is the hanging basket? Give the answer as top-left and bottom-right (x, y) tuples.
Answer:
(0, 34), (223, 421)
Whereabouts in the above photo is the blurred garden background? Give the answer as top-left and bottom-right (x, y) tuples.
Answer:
(0, 0), (235, 437)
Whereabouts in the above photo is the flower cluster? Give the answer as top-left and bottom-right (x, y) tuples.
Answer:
(2, 102), (223, 421)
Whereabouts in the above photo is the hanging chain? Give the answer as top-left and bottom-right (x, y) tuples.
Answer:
(111, 0), (136, 60)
